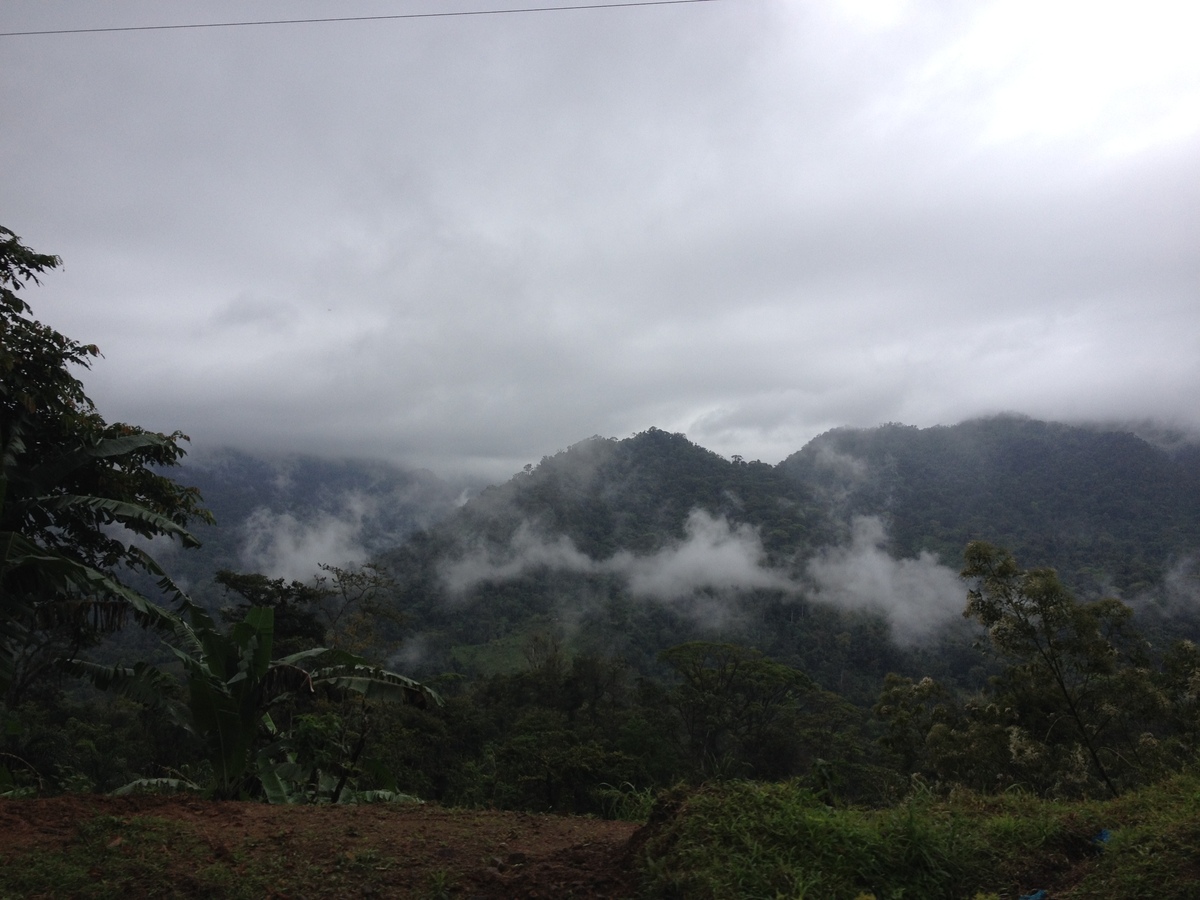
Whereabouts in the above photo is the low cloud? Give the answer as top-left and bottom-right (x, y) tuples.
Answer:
(440, 509), (967, 643)
(240, 495), (372, 580)
(805, 515), (965, 643)
(442, 509), (786, 604)
(440, 524), (597, 593)
(613, 511), (791, 599)
(1155, 554), (1200, 611)
(387, 634), (434, 673)
(811, 442), (870, 483)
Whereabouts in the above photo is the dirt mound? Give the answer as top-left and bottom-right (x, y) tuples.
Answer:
(0, 794), (643, 898)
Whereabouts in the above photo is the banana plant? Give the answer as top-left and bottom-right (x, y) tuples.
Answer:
(66, 593), (440, 800)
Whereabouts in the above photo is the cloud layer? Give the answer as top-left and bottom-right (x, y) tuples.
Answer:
(442, 509), (965, 642)
(240, 501), (372, 581)
(4, 1), (1198, 476)
(805, 516), (965, 643)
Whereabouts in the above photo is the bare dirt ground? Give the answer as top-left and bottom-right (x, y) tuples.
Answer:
(0, 794), (644, 898)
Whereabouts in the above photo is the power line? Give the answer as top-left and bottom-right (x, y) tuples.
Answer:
(0, 0), (721, 38)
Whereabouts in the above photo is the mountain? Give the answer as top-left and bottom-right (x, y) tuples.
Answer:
(161, 449), (466, 598)
(443, 428), (834, 560)
(380, 429), (906, 694)
(780, 415), (1200, 596)
(161, 419), (1200, 696)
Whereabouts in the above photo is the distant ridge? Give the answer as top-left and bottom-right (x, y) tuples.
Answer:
(781, 415), (1200, 594)
(163, 418), (1200, 689)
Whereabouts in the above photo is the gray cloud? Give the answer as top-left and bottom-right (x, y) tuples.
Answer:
(240, 499), (371, 581)
(3, 1), (1198, 476)
(805, 515), (965, 644)
(442, 507), (965, 641)
(441, 522), (597, 594)
(441, 509), (786, 602)
(613, 510), (793, 599)
(1153, 554), (1200, 613)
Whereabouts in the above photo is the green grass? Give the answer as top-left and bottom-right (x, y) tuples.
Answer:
(597, 781), (659, 821)
(635, 773), (1200, 900)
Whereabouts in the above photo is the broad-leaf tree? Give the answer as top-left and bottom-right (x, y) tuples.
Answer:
(0, 226), (210, 703)
(659, 641), (856, 780)
(962, 541), (1157, 796)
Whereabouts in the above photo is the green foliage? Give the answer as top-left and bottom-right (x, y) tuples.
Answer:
(0, 693), (196, 795)
(1069, 774), (1200, 899)
(68, 593), (440, 800)
(256, 704), (421, 805)
(638, 781), (985, 899)
(0, 226), (210, 704)
(661, 642), (827, 780)
(595, 780), (658, 820)
(637, 774), (1200, 900)
(215, 569), (328, 657)
(961, 542), (1158, 796)
(874, 544), (1190, 799)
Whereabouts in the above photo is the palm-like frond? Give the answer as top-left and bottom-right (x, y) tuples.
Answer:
(40, 494), (200, 548)
(309, 664), (444, 708)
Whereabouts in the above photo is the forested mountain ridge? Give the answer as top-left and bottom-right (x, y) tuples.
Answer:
(781, 416), (1200, 596)
(447, 427), (834, 560)
(170, 418), (1200, 689)
(164, 449), (466, 595)
(379, 428), (859, 681)
(174, 417), (1200, 603)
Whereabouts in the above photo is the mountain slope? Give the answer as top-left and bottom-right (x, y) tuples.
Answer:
(164, 449), (464, 592)
(451, 427), (833, 560)
(160, 420), (1200, 693)
(381, 429), (898, 691)
(780, 416), (1200, 595)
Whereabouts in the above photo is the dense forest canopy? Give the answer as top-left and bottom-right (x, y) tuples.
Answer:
(782, 417), (1200, 596)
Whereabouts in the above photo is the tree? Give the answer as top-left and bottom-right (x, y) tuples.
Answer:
(659, 641), (840, 780)
(215, 570), (328, 658)
(312, 562), (406, 658)
(961, 541), (1156, 796)
(1, 226), (210, 703)
(873, 673), (957, 778)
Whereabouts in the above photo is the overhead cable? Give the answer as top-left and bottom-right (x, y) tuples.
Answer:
(0, 0), (722, 38)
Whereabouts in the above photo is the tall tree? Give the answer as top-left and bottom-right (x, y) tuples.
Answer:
(659, 641), (849, 780)
(962, 541), (1154, 796)
(0, 226), (210, 703)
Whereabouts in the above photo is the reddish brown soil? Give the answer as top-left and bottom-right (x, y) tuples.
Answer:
(0, 794), (644, 898)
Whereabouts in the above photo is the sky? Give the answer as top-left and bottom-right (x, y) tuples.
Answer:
(3, 0), (1199, 481)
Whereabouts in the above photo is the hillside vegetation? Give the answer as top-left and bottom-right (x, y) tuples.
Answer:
(782, 417), (1200, 596)
(8, 224), (1200, 897)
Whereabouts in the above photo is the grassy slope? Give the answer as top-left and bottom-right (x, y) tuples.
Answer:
(634, 772), (1200, 899)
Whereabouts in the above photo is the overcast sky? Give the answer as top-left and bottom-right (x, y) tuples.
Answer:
(3, 0), (1198, 479)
